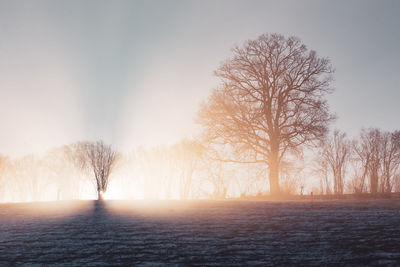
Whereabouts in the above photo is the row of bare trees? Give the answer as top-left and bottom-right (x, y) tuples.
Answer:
(316, 129), (400, 195)
(0, 141), (118, 202)
(197, 33), (400, 196)
(0, 128), (399, 202)
(0, 139), (256, 202)
(353, 129), (400, 194)
(118, 140), (264, 200)
(1, 33), (398, 201)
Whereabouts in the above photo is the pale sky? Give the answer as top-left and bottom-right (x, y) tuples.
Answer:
(0, 0), (399, 157)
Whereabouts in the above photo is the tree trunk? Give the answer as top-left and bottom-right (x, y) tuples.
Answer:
(333, 169), (338, 194)
(360, 164), (368, 193)
(269, 164), (280, 195)
(98, 191), (104, 201)
(337, 172), (343, 194)
(268, 151), (280, 196)
(268, 140), (280, 195)
(370, 171), (378, 194)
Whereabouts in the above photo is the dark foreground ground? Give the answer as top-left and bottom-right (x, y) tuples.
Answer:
(1, 200), (400, 266)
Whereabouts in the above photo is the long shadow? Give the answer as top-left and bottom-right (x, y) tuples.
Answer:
(0, 200), (117, 266)
(2, 200), (400, 266)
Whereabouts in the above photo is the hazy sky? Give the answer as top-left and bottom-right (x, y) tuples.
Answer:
(0, 0), (399, 157)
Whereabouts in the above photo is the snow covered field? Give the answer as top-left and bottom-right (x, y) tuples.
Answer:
(1, 200), (400, 265)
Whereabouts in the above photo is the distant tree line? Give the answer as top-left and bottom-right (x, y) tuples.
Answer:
(316, 129), (400, 195)
(0, 33), (399, 202)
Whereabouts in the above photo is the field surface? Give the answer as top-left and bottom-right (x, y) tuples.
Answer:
(1, 200), (400, 266)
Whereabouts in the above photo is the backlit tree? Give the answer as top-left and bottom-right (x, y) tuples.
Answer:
(198, 33), (334, 195)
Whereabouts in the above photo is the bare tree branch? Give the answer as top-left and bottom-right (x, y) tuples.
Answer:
(198, 33), (334, 194)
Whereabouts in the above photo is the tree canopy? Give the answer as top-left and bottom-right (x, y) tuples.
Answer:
(198, 33), (335, 194)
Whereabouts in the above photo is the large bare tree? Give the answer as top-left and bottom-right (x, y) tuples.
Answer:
(198, 33), (334, 195)
(76, 141), (119, 200)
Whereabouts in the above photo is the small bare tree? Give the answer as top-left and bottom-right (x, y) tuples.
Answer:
(353, 132), (372, 194)
(314, 155), (331, 195)
(354, 129), (382, 194)
(352, 128), (400, 194)
(380, 131), (400, 193)
(368, 130), (382, 194)
(76, 141), (119, 200)
(318, 130), (351, 194)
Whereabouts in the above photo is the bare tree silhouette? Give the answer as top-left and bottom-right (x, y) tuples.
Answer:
(354, 129), (382, 194)
(352, 133), (371, 194)
(76, 141), (119, 200)
(380, 130), (400, 193)
(314, 154), (331, 195)
(318, 130), (351, 194)
(198, 33), (334, 195)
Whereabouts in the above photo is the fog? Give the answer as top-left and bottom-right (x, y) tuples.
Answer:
(1, 1), (400, 202)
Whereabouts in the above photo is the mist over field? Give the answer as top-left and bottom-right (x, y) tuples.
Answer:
(1, 0), (400, 265)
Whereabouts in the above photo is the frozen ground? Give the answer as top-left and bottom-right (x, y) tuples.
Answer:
(1, 199), (400, 266)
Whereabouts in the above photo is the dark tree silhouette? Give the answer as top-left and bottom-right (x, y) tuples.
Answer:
(355, 129), (382, 194)
(198, 33), (334, 195)
(352, 128), (400, 194)
(318, 130), (351, 194)
(77, 141), (119, 200)
(314, 153), (331, 195)
(353, 131), (372, 194)
(380, 130), (400, 193)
